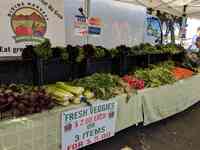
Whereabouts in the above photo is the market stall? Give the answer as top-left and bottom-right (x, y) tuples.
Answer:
(0, 40), (199, 149)
(1, 0), (200, 150)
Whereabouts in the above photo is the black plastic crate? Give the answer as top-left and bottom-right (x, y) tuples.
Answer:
(35, 58), (71, 85)
(85, 58), (112, 75)
(0, 59), (34, 85)
(71, 62), (86, 79)
(171, 52), (185, 62)
(111, 57), (122, 75)
(149, 53), (170, 64)
(117, 54), (149, 75)
(112, 52), (177, 75)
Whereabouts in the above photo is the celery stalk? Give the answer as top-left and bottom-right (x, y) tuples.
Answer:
(46, 85), (74, 102)
(56, 82), (84, 95)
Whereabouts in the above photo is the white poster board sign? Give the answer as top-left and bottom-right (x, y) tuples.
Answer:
(62, 101), (117, 150)
(74, 15), (88, 37)
(0, 0), (65, 56)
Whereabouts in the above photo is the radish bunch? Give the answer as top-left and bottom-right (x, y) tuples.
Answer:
(122, 75), (145, 90)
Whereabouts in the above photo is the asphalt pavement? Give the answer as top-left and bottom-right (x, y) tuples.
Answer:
(82, 102), (200, 150)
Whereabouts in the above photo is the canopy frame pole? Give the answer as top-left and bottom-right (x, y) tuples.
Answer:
(83, 0), (91, 44)
(180, 5), (187, 45)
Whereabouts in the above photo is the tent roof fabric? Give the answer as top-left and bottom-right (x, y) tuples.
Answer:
(117, 0), (200, 18)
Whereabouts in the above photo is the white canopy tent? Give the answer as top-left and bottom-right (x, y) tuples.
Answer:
(116, 0), (200, 19)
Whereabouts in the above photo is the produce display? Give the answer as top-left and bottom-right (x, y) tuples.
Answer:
(130, 43), (158, 55)
(0, 59), (196, 120)
(22, 40), (184, 61)
(129, 43), (184, 56)
(133, 61), (176, 88)
(72, 73), (126, 100)
(156, 44), (184, 54)
(0, 84), (55, 117)
(44, 73), (143, 103)
(1, 39), (196, 121)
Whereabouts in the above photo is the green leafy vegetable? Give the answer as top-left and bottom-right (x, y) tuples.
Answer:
(133, 61), (176, 88)
(72, 73), (123, 99)
(52, 47), (69, 62)
(33, 38), (52, 60)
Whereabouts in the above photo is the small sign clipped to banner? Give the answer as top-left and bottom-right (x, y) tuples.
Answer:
(74, 16), (102, 37)
(61, 101), (117, 150)
(88, 17), (102, 36)
(74, 15), (88, 36)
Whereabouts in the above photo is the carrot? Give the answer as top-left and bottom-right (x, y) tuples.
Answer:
(171, 67), (193, 80)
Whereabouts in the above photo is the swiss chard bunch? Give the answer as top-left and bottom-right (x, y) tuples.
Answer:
(52, 47), (69, 62)
(155, 44), (166, 53)
(162, 44), (182, 54)
(150, 60), (175, 70)
(140, 43), (159, 54)
(83, 45), (110, 59)
(33, 38), (52, 60)
(94, 46), (107, 58)
(110, 48), (120, 58)
(67, 45), (85, 63)
(129, 45), (141, 55)
(75, 46), (85, 63)
(116, 45), (130, 55)
(129, 43), (159, 55)
(83, 44), (95, 58)
(22, 45), (36, 59)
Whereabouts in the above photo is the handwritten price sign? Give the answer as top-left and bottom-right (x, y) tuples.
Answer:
(61, 101), (117, 150)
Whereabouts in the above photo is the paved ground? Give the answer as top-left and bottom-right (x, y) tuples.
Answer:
(82, 102), (200, 150)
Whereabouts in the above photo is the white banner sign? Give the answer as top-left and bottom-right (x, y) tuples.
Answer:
(62, 101), (117, 150)
(0, 0), (65, 56)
